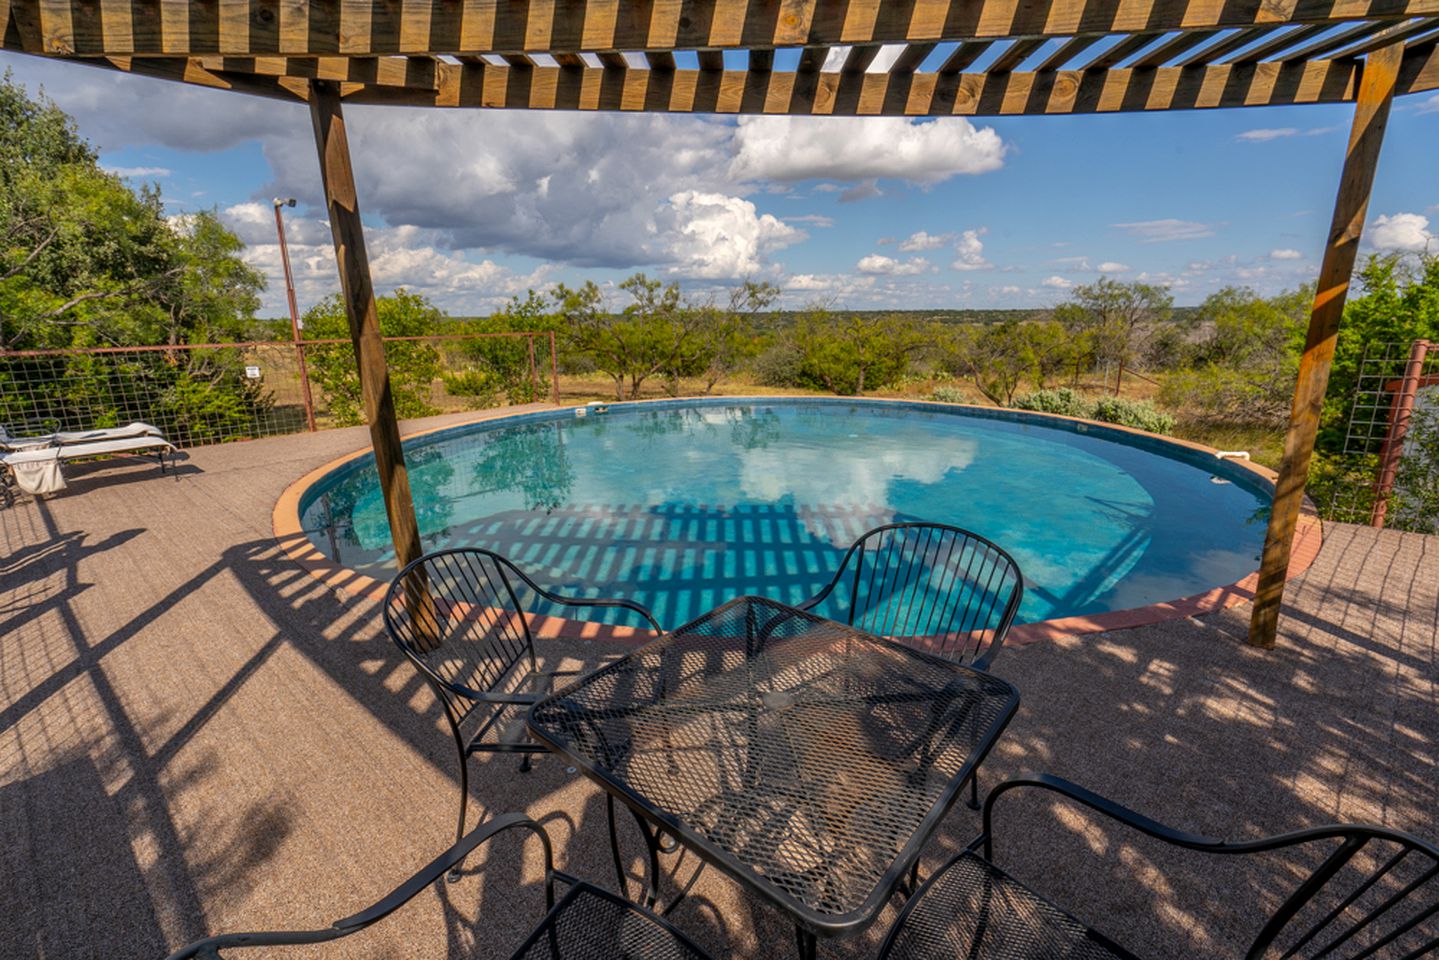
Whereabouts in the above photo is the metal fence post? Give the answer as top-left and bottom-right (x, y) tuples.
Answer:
(1370, 339), (1433, 528)
(548, 331), (561, 405)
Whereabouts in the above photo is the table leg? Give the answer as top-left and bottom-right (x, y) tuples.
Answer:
(794, 927), (817, 960)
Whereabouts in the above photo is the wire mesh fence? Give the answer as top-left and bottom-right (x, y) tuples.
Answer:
(1311, 340), (1439, 532)
(0, 332), (558, 449)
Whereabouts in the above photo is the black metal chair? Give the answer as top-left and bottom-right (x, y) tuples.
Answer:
(799, 522), (1024, 671)
(163, 813), (714, 960)
(383, 547), (662, 864)
(879, 774), (1439, 960)
(799, 522), (1023, 811)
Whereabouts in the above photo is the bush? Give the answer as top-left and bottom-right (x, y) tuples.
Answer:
(1011, 388), (1089, 418)
(927, 387), (969, 404)
(442, 368), (500, 400)
(751, 342), (803, 387)
(1090, 396), (1175, 434)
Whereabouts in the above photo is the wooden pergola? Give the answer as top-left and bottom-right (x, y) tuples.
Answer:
(7, 0), (1437, 646)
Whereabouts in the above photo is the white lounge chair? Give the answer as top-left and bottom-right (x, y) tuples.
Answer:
(1, 427), (177, 501)
(0, 421), (166, 452)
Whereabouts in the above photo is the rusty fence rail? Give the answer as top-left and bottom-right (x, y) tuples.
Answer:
(1315, 339), (1439, 533)
(0, 331), (560, 449)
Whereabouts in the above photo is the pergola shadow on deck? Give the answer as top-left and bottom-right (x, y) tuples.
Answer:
(1, 416), (1434, 959)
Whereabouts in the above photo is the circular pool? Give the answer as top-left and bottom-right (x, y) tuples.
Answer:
(290, 398), (1274, 628)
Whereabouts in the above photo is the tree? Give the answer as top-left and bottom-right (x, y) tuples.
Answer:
(0, 73), (269, 442)
(1059, 278), (1174, 392)
(792, 309), (922, 395)
(693, 280), (779, 395)
(1159, 286), (1307, 429)
(940, 320), (1035, 406)
(303, 289), (443, 426)
(559, 274), (711, 400)
(454, 290), (559, 404)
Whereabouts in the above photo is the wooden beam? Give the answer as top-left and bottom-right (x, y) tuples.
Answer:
(307, 78), (425, 574)
(15, 0), (1439, 58)
(1248, 43), (1404, 648)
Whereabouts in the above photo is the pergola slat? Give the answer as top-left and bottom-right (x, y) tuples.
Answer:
(1173, 27), (1273, 66)
(1224, 24), (1332, 64)
(1330, 16), (1439, 56)
(1082, 32), (1164, 70)
(843, 44), (882, 73)
(697, 50), (725, 70)
(888, 42), (935, 73)
(1037, 36), (1101, 71)
(15, 0), (1439, 59)
(1131, 30), (1221, 68)
(1279, 20), (1392, 60)
(989, 37), (1045, 73)
(937, 41), (992, 73)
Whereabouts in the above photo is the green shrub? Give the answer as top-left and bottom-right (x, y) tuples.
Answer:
(1090, 396), (1175, 434)
(442, 368), (500, 400)
(927, 386), (969, 404)
(1011, 388), (1089, 418)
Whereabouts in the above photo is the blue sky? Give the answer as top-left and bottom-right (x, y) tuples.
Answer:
(3, 50), (1436, 318)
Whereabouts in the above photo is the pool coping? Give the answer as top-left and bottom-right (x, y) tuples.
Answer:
(271, 395), (1323, 646)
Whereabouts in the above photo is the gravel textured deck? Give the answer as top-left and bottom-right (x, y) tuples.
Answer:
(1, 411), (1434, 959)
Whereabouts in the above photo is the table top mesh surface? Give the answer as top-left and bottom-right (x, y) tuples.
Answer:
(510, 883), (712, 960)
(529, 597), (1019, 929)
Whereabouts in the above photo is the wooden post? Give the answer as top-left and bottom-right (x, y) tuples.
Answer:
(309, 79), (425, 572)
(1248, 44), (1403, 648)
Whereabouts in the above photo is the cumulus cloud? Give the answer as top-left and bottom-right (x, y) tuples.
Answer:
(950, 229), (992, 271)
(730, 116), (1006, 186)
(1112, 219), (1216, 242)
(1269, 248), (1304, 260)
(1416, 94), (1439, 115)
(1097, 261), (1130, 273)
(1041, 276), (1074, 289)
(1370, 213), (1435, 253)
(652, 192), (802, 279)
(856, 254), (932, 276)
(899, 230), (953, 252)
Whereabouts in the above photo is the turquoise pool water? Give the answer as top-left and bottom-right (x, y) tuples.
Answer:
(298, 399), (1271, 627)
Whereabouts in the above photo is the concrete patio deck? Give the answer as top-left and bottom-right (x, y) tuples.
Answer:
(2, 411), (1435, 959)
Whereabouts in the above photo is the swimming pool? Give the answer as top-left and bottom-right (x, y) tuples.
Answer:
(293, 398), (1273, 628)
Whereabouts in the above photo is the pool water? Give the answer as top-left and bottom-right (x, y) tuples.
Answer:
(298, 399), (1271, 627)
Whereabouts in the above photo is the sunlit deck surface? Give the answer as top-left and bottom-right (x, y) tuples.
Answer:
(2, 410), (1435, 960)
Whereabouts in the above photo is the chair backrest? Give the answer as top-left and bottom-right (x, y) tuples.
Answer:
(1244, 825), (1439, 960)
(382, 548), (540, 719)
(808, 522), (1024, 668)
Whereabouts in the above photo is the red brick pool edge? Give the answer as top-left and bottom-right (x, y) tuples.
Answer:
(271, 400), (1324, 647)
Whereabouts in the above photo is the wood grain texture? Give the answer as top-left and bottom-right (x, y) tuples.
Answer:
(11, 0), (1439, 57)
(1249, 42), (1405, 648)
(308, 79), (425, 573)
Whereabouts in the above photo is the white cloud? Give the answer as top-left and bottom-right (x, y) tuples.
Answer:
(1235, 127), (1335, 142)
(1370, 213), (1436, 253)
(102, 164), (172, 178)
(899, 230), (953, 252)
(1269, 248), (1304, 260)
(950, 228), (992, 271)
(1237, 128), (1300, 142)
(857, 254), (932, 276)
(1416, 94), (1439, 115)
(653, 192), (802, 279)
(1096, 261), (1131, 273)
(784, 214), (835, 228)
(1112, 219), (1216, 242)
(1041, 275), (1074, 289)
(730, 116), (1006, 186)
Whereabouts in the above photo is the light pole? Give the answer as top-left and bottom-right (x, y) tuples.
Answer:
(273, 197), (317, 431)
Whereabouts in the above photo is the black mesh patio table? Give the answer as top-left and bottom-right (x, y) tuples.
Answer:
(526, 595), (1020, 950)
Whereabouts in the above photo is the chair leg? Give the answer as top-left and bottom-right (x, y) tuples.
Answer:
(518, 753), (532, 773)
(966, 770), (981, 811)
(447, 755), (471, 883)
